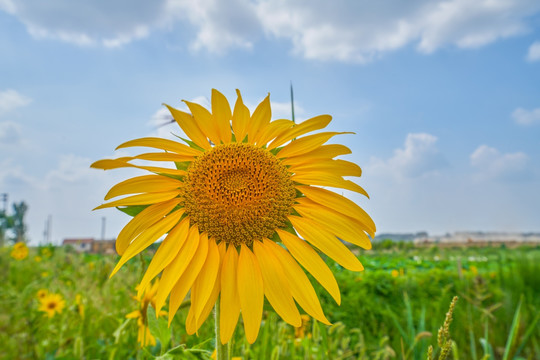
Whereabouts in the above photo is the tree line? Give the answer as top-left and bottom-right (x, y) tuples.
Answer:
(0, 201), (28, 246)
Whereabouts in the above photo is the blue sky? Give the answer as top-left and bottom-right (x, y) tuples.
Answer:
(1, 0), (539, 244)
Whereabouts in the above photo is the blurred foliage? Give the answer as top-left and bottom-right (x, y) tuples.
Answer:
(0, 243), (539, 359)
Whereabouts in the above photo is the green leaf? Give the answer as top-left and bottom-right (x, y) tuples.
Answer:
(113, 319), (132, 344)
(147, 306), (172, 354)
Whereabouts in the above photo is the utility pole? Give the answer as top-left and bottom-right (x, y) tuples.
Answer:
(0, 193), (7, 247)
(101, 216), (106, 240)
(45, 215), (52, 244)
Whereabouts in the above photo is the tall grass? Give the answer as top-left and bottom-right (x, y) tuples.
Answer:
(0, 244), (538, 359)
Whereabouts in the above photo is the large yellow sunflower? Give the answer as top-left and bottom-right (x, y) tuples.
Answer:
(92, 89), (375, 344)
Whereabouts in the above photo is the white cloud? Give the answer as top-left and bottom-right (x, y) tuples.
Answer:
(0, 0), (260, 51)
(167, 0), (260, 53)
(526, 41), (540, 61)
(0, 0), (164, 47)
(512, 107), (540, 125)
(269, 100), (304, 120)
(368, 133), (447, 179)
(257, 0), (540, 62)
(0, 89), (32, 116)
(2, 0), (539, 60)
(470, 145), (529, 180)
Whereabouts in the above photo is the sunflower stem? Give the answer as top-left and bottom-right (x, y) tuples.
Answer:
(215, 297), (229, 360)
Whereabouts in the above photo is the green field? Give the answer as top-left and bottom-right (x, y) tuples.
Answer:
(1, 242), (539, 359)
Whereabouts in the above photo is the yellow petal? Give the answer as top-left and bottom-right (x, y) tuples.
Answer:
(165, 104), (211, 150)
(297, 185), (376, 236)
(110, 209), (184, 277)
(237, 244), (264, 344)
(294, 197), (372, 249)
(289, 216), (364, 271)
(125, 310), (141, 319)
(292, 172), (369, 196)
(255, 119), (294, 146)
(115, 198), (181, 255)
(276, 229), (341, 304)
(290, 159), (362, 177)
(220, 245), (241, 344)
(247, 94), (271, 144)
(232, 89), (250, 143)
(165, 231), (209, 322)
(268, 114), (332, 150)
(155, 226), (201, 316)
(116, 137), (202, 156)
(277, 132), (352, 159)
(263, 239), (330, 325)
(132, 152), (195, 162)
(94, 190), (181, 210)
(186, 241), (226, 334)
(91, 158), (187, 176)
(184, 100), (221, 146)
(189, 238), (220, 333)
(253, 240), (301, 327)
(90, 158), (133, 170)
(281, 144), (352, 166)
(105, 175), (181, 200)
(211, 89), (232, 144)
(137, 218), (190, 297)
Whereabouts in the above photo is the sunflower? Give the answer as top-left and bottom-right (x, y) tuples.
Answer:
(92, 89), (375, 344)
(126, 279), (167, 347)
(38, 293), (66, 318)
(75, 294), (85, 319)
(11, 242), (29, 260)
(36, 289), (48, 300)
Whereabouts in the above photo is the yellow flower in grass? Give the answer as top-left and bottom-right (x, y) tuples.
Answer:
(38, 293), (65, 318)
(92, 89), (375, 344)
(126, 280), (167, 347)
(75, 294), (85, 319)
(11, 242), (28, 260)
(37, 289), (48, 300)
(34, 255), (42, 262)
(294, 314), (312, 339)
(41, 247), (52, 258)
(391, 269), (399, 278)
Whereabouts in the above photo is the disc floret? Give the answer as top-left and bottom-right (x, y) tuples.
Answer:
(182, 143), (296, 246)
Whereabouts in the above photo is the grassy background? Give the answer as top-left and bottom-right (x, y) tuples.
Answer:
(1, 242), (539, 359)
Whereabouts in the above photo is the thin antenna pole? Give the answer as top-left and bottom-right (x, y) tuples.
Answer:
(290, 82), (296, 124)
(101, 217), (106, 240)
(47, 215), (52, 244)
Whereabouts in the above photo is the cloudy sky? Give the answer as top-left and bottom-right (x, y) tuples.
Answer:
(1, 0), (539, 245)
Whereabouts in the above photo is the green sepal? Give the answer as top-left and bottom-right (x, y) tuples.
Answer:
(269, 146), (282, 156)
(116, 205), (149, 217)
(174, 161), (191, 171)
(171, 133), (205, 152)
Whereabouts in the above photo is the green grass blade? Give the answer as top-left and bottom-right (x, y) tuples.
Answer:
(513, 311), (540, 358)
(502, 296), (523, 360)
